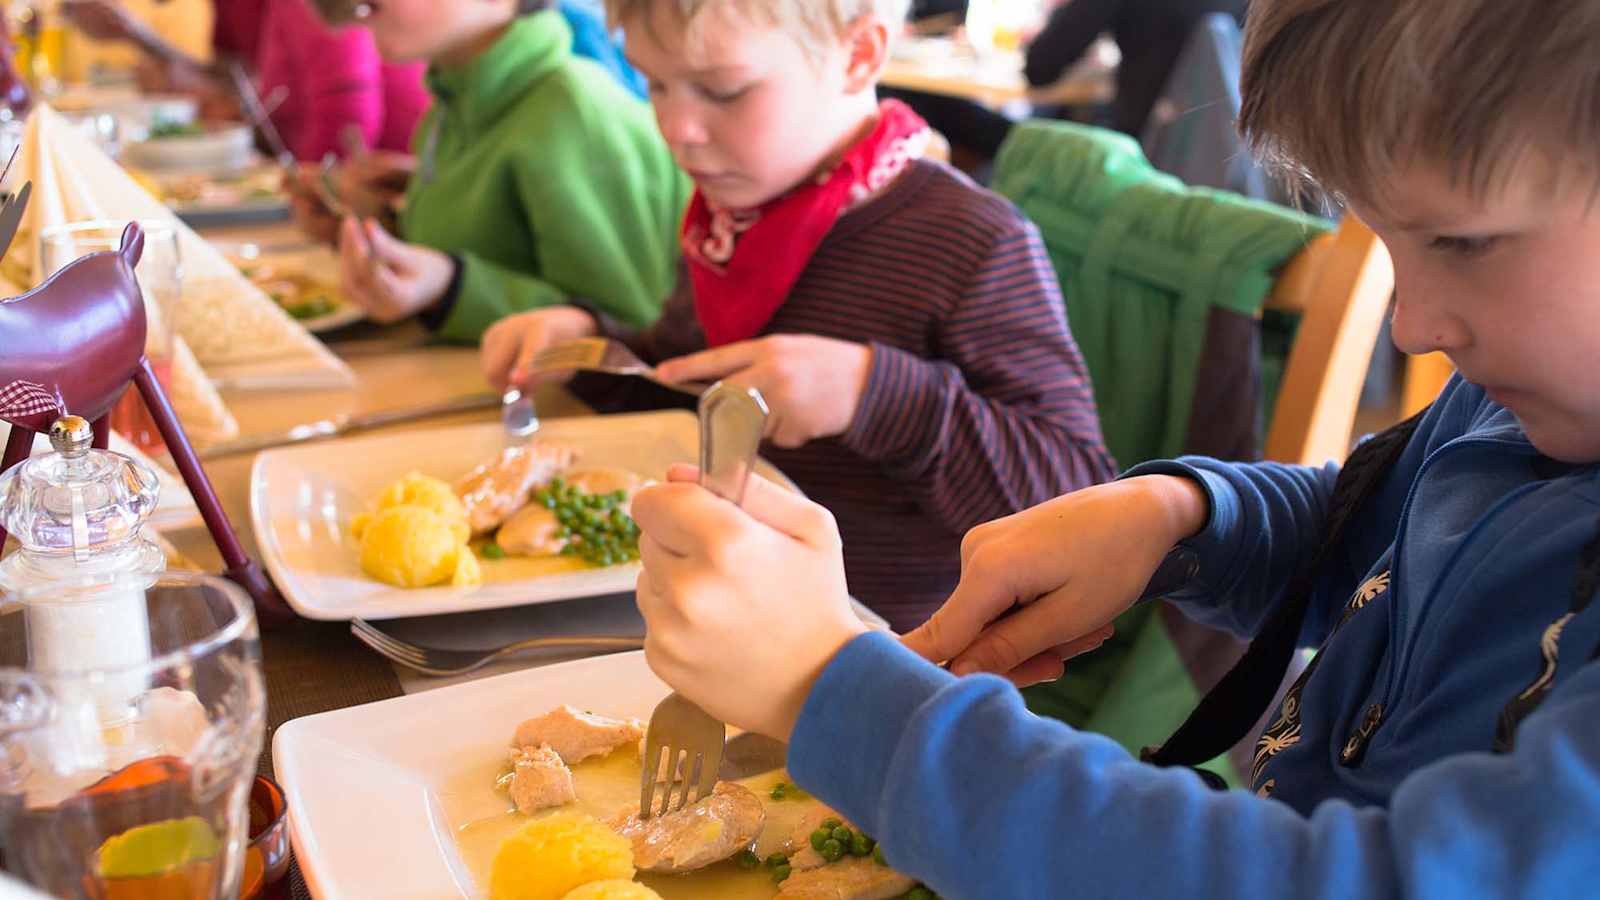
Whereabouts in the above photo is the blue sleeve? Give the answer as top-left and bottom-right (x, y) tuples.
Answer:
(1122, 457), (1342, 639)
(789, 632), (1600, 900)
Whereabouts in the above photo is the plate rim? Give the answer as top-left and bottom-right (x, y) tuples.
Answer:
(249, 411), (795, 621)
(272, 650), (664, 900)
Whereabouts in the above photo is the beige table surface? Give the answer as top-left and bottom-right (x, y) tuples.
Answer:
(881, 36), (1115, 108)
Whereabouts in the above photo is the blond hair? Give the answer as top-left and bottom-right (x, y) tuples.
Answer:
(1239, 0), (1600, 210)
(604, 0), (910, 55)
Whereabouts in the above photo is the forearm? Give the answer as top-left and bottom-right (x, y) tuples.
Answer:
(1125, 458), (1340, 638)
(430, 253), (568, 344)
(791, 632), (1600, 900)
(1023, 0), (1118, 86)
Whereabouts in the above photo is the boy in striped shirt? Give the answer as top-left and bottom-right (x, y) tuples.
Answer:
(480, 0), (1116, 631)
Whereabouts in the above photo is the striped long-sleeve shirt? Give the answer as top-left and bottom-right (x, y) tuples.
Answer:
(584, 159), (1117, 631)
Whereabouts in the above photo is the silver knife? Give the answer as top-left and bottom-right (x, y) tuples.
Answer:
(227, 60), (297, 177)
(196, 391), (501, 460)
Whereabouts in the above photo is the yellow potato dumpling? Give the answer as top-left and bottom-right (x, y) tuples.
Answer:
(357, 505), (478, 588)
(489, 812), (635, 900)
(560, 880), (663, 900)
(376, 471), (468, 523)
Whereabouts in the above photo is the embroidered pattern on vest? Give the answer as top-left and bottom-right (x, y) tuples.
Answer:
(1253, 569), (1391, 792)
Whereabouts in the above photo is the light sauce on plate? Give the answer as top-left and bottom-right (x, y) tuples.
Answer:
(475, 552), (599, 583)
(442, 749), (821, 899)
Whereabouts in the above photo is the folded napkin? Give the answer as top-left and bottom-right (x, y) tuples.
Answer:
(6, 106), (354, 404)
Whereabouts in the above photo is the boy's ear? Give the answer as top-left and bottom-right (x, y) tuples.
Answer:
(841, 14), (892, 95)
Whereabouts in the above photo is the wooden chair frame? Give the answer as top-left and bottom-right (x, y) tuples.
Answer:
(1262, 217), (1396, 466)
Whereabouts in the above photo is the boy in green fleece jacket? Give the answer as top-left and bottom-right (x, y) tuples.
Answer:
(331, 0), (691, 342)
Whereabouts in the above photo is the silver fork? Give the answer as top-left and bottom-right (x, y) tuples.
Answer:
(350, 618), (643, 677)
(639, 382), (770, 819)
(318, 152), (379, 262)
(501, 387), (539, 438)
(529, 338), (711, 397)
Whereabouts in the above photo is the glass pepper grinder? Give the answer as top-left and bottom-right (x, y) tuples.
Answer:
(0, 415), (164, 720)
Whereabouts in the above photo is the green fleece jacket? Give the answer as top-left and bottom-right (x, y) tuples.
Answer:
(402, 12), (690, 342)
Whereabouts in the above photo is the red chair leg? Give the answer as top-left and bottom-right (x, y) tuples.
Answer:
(1, 424), (33, 548)
(133, 361), (294, 625)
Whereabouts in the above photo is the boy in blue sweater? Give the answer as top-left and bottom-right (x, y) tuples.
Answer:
(627, 0), (1600, 896)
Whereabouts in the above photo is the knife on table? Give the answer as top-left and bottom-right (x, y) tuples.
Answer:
(196, 391), (502, 460)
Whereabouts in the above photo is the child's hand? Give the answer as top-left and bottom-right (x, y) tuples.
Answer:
(654, 336), (873, 448)
(291, 155), (414, 247)
(287, 165), (341, 246)
(902, 475), (1210, 685)
(337, 218), (455, 324)
(479, 307), (600, 392)
(633, 464), (870, 741)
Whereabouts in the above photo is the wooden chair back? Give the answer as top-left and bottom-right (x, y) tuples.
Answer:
(1262, 217), (1395, 465)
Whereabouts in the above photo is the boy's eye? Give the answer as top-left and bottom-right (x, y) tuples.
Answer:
(699, 84), (752, 104)
(1427, 234), (1500, 258)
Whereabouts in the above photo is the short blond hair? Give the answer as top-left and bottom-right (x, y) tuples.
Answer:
(605, 0), (910, 55)
(1240, 0), (1600, 210)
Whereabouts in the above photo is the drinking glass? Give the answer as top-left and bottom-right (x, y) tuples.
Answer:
(0, 572), (266, 899)
(39, 220), (181, 456)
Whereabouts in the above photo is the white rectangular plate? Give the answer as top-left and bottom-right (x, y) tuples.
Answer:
(249, 411), (793, 620)
(272, 652), (670, 900)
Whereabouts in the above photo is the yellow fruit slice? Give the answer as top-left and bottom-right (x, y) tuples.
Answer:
(96, 816), (221, 879)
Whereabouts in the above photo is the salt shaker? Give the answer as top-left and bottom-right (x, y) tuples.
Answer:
(0, 415), (164, 719)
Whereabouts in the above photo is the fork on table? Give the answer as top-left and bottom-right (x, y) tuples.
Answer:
(350, 617), (644, 677)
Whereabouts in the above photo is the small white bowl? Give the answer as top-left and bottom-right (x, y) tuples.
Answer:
(122, 124), (255, 175)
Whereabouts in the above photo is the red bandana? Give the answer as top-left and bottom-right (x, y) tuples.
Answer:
(681, 99), (931, 347)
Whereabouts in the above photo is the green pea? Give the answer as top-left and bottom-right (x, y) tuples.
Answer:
(821, 818), (841, 830)
(820, 839), (844, 863)
(735, 849), (759, 869)
(542, 494), (558, 509)
(480, 542), (506, 560)
(831, 826), (852, 844)
(810, 829), (828, 851)
(764, 853), (787, 868)
(770, 782), (787, 801)
(772, 864), (791, 883)
(906, 888), (935, 900)
(873, 843), (887, 866)
(850, 833), (871, 857)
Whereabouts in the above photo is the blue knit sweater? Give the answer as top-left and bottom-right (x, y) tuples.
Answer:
(789, 376), (1600, 898)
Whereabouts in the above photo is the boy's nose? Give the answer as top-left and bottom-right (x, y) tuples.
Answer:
(1389, 277), (1471, 357)
(654, 100), (708, 149)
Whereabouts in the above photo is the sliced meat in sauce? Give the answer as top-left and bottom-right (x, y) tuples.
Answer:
(512, 705), (645, 764)
(455, 442), (577, 535)
(507, 745), (576, 813)
(609, 782), (765, 873)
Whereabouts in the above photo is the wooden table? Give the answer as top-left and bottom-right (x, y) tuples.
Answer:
(881, 36), (1116, 109)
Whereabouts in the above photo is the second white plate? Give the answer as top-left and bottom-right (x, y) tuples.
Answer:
(250, 411), (793, 620)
